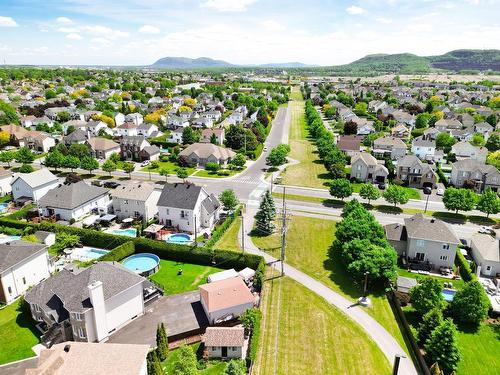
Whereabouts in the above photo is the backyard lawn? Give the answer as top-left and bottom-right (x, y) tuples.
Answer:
(149, 259), (224, 295)
(162, 343), (228, 374)
(213, 216), (242, 252)
(281, 92), (331, 189)
(0, 299), (39, 365)
(397, 267), (465, 289)
(254, 276), (391, 375)
(251, 215), (409, 354)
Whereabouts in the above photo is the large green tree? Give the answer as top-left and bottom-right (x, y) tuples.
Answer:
(418, 307), (443, 345)
(409, 278), (444, 315)
(329, 178), (353, 201)
(172, 345), (199, 375)
(451, 280), (490, 326)
(155, 323), (168, 361)
(44, 150), (65, 171)
(359, 183), (381, 204)
(101, 159), (116, 176)
(425, 319), (461, 373)
(15, 147), (35, 164)
(476, 187), (500, 218)
(80, 156), (99, 174)
(442, 187), (477, 213)
(383, 184), (409, 207)
(219, 189), (239, 212)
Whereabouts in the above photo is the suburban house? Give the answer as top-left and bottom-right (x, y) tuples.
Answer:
(86, 138), (120, 160)
(25, 262), (154, 344)
(11, 169), (59, 203)
(84, 120), (109, 137)
(63, 129), (88, 145)
(451, 141), (488, 163)
(157, 183), (220, 234)
(120, 136), (151, 161)
(372, 137), (407, 160)
(435, 118), (462, 132)
(0, 240), (51, 305)
(179, 143), (236, 167)
(137, 123), (160, 138)
(125, 113), (143, 126)
(22, 131), (56, 153)
(203, 326), (246, 359)
(199, 277), (255, 324)
(0, 168), (13, 196)
(411, 136), (436, 161)
(115, 122), (138, 137)
(111, 181), (161, 223)
(423, 127), (440, 141)
(391, 123), (410, 139)
(167, 128), (183, 144)
(384, 214), (460, 270)
(450, 159), (500, 192)
(26, 342), (150, 375)
(350, 152), (388, 183)
(336, 135), (362, 156)
(38, 181), (111, 221)
(474, 122), (494, 139)
(200, 128), (225, 145)
(138, 145), (161, 162)
(470, 232), (500, 278)
(356, 122), (376, 136)
(396, 155), (436, 188)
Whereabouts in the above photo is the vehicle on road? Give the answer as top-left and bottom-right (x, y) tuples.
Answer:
(378, 183), (386, 190)
(263, 146), (268, 152)
(141, 160), (150, 167)
(104, 181), (120, 189)
(478, 226), (493, 234)
(436, 188), (444, 196)
(423, 186), (432, 195)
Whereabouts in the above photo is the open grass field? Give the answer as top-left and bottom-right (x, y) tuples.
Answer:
(251, 215), (409, 354)
(149, 259), (223, 295)
(0, 299), (39, 365)
(213, 216), (242, 252)
(281, 90), (331, 189)
(253, 276), (391, 375)
(403, 306), (500, 375)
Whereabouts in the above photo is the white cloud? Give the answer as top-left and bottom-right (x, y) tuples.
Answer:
(200, 0), (258, 12)
(0, 16), (18, 27)
(376, 17), (393, 24)
(66, 33), (83, 40)
(261, 19), (285, 31)
(346, 5), (366, 15)
(90, 37), (113, 47)
(56, 16), (73, 24)
(139, 24), (160, 34)
(57, 27), (78, 33)
(84, 25), (129, 39)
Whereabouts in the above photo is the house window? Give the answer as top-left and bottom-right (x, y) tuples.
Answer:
(124, 200), (128, 205)
(7, 286), (12, 294)
(78, 327), (86, 339)
(486, 265), (492, 271)
(74, 312), (82, 321)
(440, 255), (448, 261)
(33, 304), (41, 312)
(442, 244), (450, 250)
(231, 347), (236, 351)
(166, 209), (170, 215)
(415, 252), (425, 261)
(357, 165), (361, 170)
(22, 277), (26, 285)
(416, 240), (425, 247)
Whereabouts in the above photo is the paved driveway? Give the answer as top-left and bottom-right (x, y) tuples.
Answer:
(107, 291), (208, 347)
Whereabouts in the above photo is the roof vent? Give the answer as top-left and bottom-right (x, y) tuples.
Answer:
(64, 344), (71, 353)
(430, 219), (435, 223)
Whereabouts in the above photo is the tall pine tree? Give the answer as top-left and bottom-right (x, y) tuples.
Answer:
(254, 190), (276, 235)
(156, 323), (169, 361)
(146, 350), (163, 375)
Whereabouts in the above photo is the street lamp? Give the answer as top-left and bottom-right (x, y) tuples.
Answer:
(358, 271), (372, 307)
(392, 354), (406, 375)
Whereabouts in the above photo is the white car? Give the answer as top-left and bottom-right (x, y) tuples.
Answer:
(263, 146), (268, 152)
(479, 226), (493, 234)
(140, 160), (150, 167)
(436, 188), (444, 196)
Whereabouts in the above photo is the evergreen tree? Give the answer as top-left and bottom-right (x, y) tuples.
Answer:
(254, 190), (276, 235)
(425, 319), (461, 373)
(156, 323), (169, 361)
(146, 350), (163, 375)
(224, 359), (246, 375)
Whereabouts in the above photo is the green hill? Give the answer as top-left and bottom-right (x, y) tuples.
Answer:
(428, 49), (500, 71)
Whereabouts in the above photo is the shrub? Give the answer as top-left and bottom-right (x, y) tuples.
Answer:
(243, 308), (262, 363)
(205, 206), (241, 248)
(205, 162), (220, 172)
(100, 241), (135, 262)
(451, 280), (490, 325)
(454, 248), (475, 282)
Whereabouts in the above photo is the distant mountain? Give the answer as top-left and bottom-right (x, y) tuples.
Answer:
(151, 57), (234, 69)
(328, 49), (500, 73)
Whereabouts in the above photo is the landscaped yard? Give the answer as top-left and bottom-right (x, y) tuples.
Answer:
(403, 306), (500, 375)
(149, 259), (224, 295)
(0, 299), (39, 365)
(213, 216), (242, 252)
(281, 92), (331, 189)
(140, 161), (196, 176)
(251, 215), (410, 355)
(397, 266), (464, 289)
(192, 169), (238, 178)
(253, 276), (391, 375)
(162, 343), (228, 374)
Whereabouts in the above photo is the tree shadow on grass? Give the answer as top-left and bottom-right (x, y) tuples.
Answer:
(455, 321), (482, 335)
(468, 215), (496, 226)
(375, 205), (403, 215)
(97, 175), (113, 180)
(322, 199), (345, 209)
(16, 300), (41, 339)
(432, 212), (466, 224)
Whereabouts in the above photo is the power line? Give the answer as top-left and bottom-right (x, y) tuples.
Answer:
(277, 186), (291, 277)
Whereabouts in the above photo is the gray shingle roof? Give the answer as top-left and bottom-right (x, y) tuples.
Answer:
(201, 194), (220, 215)
(25, 262), (145, 313)
(471, 233), (499, 262)
(111, 181), (156, 201)
(0, 240), (47, 273)
(404, 214), (459, 244)
(157, 183), (203, 210)
(384, 223), (407, 242)
(38, 181), (108, 210)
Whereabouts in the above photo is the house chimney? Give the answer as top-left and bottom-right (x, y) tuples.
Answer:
(88, 281), (108, 342)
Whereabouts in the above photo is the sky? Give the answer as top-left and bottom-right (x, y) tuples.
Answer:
(0, 0), (499, 66)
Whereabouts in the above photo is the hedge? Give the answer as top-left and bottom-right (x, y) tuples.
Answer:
(205, 206), (242, 249)
(436, 165), (449, 187)
(0, 218), (264, 272)
(247, 310), (262, 363)
(455, 248), (476, 282)
(100, 241), (135, 262)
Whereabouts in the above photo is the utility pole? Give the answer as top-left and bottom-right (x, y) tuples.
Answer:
(194, 216), (197, 247)
(241, 208), (245, 253)
(278, 187), (291, 277)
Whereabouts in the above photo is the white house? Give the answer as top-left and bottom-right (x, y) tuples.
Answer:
(203, 327), (245, 359)
(125, 113), (144, 126)
(167, 128), (183, 144)
(0, 241), (51, 305)
(411, 136), (436, 161)
(451, 141), (488, 163)
(11, 169), (59, 203)
(114, 113), (126, 126)
(199, 277), (255, 324)
(137, 123), (159, 138)
(38, 181), (111, 221)
(25, 262), (151, 344)
(0, 168), (13, 196)
(470, 232), (500, 277)
(111, 181), (161, 223)
(115, 122), (138, 137)
(157, 183), (220, 234)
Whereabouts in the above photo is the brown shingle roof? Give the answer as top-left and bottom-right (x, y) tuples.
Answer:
(203, 327), (245, 347)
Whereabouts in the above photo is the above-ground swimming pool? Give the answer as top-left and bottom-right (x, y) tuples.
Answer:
(442, 288), (456, 302)
(0, 234), (21, 244)
(0, 203), (9, 213)
(122, 253), (160, 276)
(166, 233), (192, 244)
(70, 246), (109, 261)
(108, 228), (137, 238)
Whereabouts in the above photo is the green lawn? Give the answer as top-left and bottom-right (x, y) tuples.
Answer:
(213, 216), (242, 252)
(192, 169), (238, 178)
(162, 343), (228, 374)
(403, 187), (421, 200)
(403, 306), (500, 375)
(397, 267), (464, 289)
(149, 259), (224, 295)
(254, 276), (390, 375)
(0, 299), (39, 365)
(251, 215), (410, 355)
(140, 161), (196, 176)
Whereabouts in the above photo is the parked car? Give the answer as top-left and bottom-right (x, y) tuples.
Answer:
(91, 180), (104, 187)
(141, 160), (150, 167)
(378, 183), (386, 190)
(436, 188), (444, 196)
(478, 226), (494, 234)
(263, 146), (268, 152)
(423, 186), (432, 195)
(104, 181), (120, 189)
